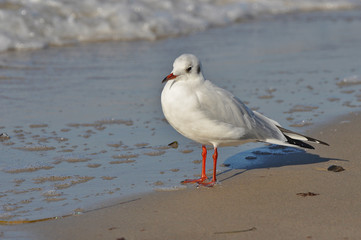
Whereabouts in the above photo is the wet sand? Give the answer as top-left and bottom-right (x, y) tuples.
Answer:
(8, 111), (360, 239)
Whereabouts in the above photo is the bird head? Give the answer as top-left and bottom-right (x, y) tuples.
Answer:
(162, 54), (203, 83)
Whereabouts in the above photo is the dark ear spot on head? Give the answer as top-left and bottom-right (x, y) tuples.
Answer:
(197, 65), (201, 74)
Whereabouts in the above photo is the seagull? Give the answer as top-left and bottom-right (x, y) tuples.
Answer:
(161, 54), (329, 187)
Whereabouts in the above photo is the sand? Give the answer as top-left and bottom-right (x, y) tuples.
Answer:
(4, 111), (359, 239)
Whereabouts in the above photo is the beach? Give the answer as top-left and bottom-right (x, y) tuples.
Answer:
(0, 6), (361, 240)
(8, 112), (361, 239)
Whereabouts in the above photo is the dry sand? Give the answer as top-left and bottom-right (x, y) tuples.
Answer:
(8, 111), (360, 239)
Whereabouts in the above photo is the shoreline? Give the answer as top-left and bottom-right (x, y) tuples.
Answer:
(6, 111), (361, 239)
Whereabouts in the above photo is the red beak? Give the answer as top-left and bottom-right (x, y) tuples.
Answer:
(162, 73), (177, 83)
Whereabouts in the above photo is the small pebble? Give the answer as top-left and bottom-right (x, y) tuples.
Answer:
(0, 133), (10, 140)
(327, 165), (345, 172)
(168, 141), (178, 149)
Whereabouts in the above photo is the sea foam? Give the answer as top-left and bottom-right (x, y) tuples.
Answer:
(0, 0), (360, 52)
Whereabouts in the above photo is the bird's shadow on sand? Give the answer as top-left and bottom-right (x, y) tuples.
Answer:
(220, 144), (343, 181)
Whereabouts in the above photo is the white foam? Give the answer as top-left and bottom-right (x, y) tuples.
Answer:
(154, 185), (187, 192)
(0, 0), (360, 52)
(337, 75), (361, 87)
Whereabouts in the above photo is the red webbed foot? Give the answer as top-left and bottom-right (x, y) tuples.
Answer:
(181, 176), (207, 184)
(198, 180), (217, 187)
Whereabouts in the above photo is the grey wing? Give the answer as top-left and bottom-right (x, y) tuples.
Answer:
(199, 81), (287, 142)
(231, 95), (287, 142)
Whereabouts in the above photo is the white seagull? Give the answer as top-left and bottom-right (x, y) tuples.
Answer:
(161, 54), (328, 186)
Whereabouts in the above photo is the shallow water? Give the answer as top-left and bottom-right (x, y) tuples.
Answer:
(0, 10), (360, 222)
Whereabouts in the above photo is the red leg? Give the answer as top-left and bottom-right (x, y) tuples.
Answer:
(212, 147), (218, 182)
(199, 147), (218, 187)
(181, 145), (208, 184)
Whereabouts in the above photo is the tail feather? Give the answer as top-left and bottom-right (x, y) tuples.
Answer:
(277, 126), (329, 149)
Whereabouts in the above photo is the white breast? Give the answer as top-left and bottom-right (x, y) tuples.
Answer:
(161, 80), (249, 147)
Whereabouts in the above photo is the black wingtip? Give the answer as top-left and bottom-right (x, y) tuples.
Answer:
(277, 126), (329, 147)
(298, 132), (329, 146)
(314, 139), (330, 146)
(284, 135), (315, 149)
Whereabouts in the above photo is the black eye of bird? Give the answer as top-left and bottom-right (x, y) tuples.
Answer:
(186, 66), (192, 73)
